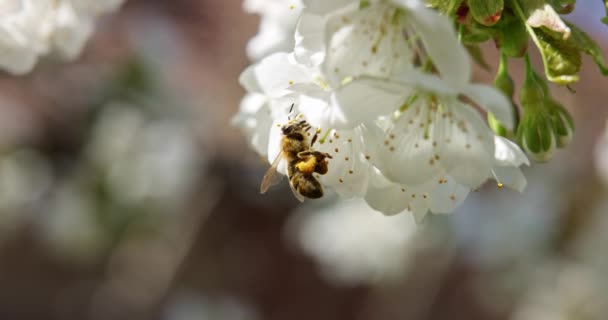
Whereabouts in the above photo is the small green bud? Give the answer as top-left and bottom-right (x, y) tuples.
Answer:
(468, 0), (503, 26)
(520, 57), (545, 111)
(489, 53), (518, 137)
(517, 54), (556, 162)
(495, 14), (529, 57)
(494, 53), (515, 97)
(546, 99), (575, 148)
(488, 112), (508, 137)
(517, 111), (556, 162)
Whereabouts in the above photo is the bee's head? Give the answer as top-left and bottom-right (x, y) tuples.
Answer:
(281, 120), (308, 136)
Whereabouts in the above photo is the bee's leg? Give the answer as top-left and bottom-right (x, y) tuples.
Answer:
(297, 150), (313, 158)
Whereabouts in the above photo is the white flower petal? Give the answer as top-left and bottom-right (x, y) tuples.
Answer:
(302, 0), (354, 14)
(247, 18), (294, 60)
(330, 78), (409, 129)
(434, 100), (495, 188)
(241, 52), (313, 97)
(317, 128), (371, 198)
(491, 166), (527, 192)
(373, 105), (445, 186)
(494, 136), (530, 167)
(400, 3), (471, 86)
(294, 13), (326, 66)
(322, 3), (413, 86)
(426, 176), (470, 214)
(393, 70), (459, 96)
(461, 84), (514, 129)
(298, 92), (332, 128)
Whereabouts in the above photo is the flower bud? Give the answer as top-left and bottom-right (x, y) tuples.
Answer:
(517, 54), (556, 162)
(488, 53), (518, 137)
(517, 111), (556, 162)
(520, 57), (545, 112)
(468, 0), (503, 26)
(496, 14), (529, 57)
(546, 99), (575, 148)
(488, 112), (507, 137)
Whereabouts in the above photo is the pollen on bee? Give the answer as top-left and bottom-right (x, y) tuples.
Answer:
(289, 5), (295, 10)
(497, 183), (504, 188)
(288, 80), (294, 85)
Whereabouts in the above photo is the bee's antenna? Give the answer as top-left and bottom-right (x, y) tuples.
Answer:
(287, 103), (295, 120)
(311, 130), (319, 147)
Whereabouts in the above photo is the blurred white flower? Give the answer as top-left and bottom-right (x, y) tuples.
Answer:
(164, 292), (259, 320)
(87, 103), (202, 209)
(0, 0), (53, 74)
(594, 121), (608, 185)
(290, 199), (418, 285)
(512, 264), (608, 320)
(0, 0), (125, 75)
(0, 149), (51, 241)
(244, 0), (303, 61)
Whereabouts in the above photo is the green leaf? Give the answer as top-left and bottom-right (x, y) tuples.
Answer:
(535, 28), (581, 84)
(603, 16), (608, 25)
(565, 21), (608, 75)
(469, 0), (504, 26)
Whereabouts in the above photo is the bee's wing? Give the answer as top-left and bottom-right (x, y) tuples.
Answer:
(287, 177), (306, 203)
(260, 153), (286, 194)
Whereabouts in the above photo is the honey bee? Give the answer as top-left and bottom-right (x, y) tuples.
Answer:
(260, 113), (332, 202)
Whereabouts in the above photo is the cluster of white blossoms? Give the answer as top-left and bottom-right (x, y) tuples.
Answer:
(235, 0), (530, 220)
(0, 0), (124, 75)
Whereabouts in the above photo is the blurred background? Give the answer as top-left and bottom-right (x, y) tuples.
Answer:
(0, 1), (607, 319)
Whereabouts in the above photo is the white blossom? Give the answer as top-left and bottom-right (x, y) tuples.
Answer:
(0, 0), (125, 75)
(243, 0), (303, 61)
(234, 0), (529, 217)
(291, 198), (418, 285)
